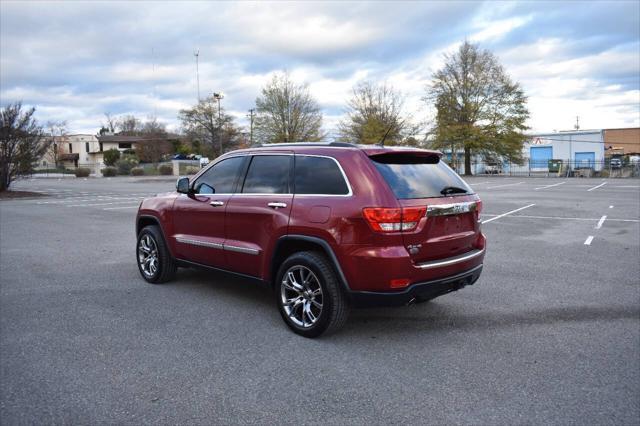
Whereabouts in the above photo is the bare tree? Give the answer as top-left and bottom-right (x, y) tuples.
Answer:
(135, 117), (173, 163)
(1, 102), (48, 191)
(117, 115), (142, 135)
(339, 81), (420, 145)
(426, 41), (529, 175)
(178, 96), (240, 157)
(103, 113), (116, 133)
(254, 72), (324, 143)
(44, 120), (68, 168)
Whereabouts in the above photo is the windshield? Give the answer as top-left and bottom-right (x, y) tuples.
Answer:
(371, 157), (473, 199)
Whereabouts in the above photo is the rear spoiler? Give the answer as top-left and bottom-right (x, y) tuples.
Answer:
(366, 150), (442, 164)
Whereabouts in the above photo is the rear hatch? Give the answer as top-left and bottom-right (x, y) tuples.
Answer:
(369, 151), (481, 264)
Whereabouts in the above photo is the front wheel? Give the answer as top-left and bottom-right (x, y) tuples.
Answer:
(136, 225), (176, 284)
(276, 251), (349, 338)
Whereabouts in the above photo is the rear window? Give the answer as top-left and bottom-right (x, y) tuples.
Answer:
(294, 156), (349, 195)
(371, 157), (473, 199)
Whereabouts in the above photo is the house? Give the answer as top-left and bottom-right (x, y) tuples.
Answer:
(41, 134), (100, 168)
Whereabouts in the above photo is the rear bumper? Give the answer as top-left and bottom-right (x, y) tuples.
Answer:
(348, 264), (483, 307)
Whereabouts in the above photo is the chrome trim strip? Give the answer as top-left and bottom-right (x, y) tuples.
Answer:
(176, 237), (260, 255)
(176, 237), (223, 250)
(415, 248), (485, 269)
(223, 244), (260, 255)
(427, 202), (477, 217)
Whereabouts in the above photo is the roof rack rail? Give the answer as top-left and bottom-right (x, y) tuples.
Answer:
(258, 142), (357, 148)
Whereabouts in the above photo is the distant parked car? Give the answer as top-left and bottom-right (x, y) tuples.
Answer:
(199, 157), (209, 168)
(610, 158), (622, 169)
(172, 154), (188, 160)
(484, 163), (502, 174)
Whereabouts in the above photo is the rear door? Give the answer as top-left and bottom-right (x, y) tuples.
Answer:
(370, 153), (481, 264)
(224, 154), (294, 278)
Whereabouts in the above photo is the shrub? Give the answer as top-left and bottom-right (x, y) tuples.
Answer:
(158, 164), (173, 175)
(103, 149), (120, 167)
(101, 167), (117, 177)
(185, 166), (200, 175)
(115, 154), (139, 175)
(131, 167), (145, 176)
(74, 167), (91, 177)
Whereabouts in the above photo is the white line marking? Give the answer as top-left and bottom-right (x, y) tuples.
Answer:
(479, 214), (639, 223)
(587, 182), (606, 191)
(595, 215), (607, 229)
(103, 205), (139, 210)
(67, 199), (143, 207)
(481, 204), (536, 224)
(534, 181), (566, 190)
(584, 236), (594, 245)
(609, 205), (614, 209)
(469, 181), (490, 186)
(486, 181), (524, 190)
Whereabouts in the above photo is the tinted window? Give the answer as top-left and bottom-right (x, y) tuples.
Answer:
(194, 156), (245, 194)
(372, 157), (473, 199)
(242, 155), (291, 194)
(295, 156), (349, 195)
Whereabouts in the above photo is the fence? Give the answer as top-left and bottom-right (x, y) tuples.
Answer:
(449, 159), (640, 178)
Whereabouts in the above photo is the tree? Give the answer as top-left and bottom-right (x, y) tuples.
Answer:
(44, 120), (68, 168)
(134, 117), (172, 163)
(103, 148), (120, 167)
(178, 96), (240, 157)
(117, 115), (141, 135)
(103, 113), (117, 133)
(339, 81), (420, 145)
(427, 41), (529, 175)
(0, 102), (48, 191)
(254, 72), (324, 143)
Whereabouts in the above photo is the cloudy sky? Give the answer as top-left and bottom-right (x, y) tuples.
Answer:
(1, 1), (638, 137)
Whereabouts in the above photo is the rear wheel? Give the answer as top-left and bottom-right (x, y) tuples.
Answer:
(276, 251), (349, 338)
(136, 225), (176, 284)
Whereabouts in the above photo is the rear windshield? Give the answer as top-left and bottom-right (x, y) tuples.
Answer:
(371, 157), (473, 199)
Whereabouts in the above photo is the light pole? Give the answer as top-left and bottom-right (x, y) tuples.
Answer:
(213, 92), (224, 121)
(247, 108), (255, 145)
(194, 49), (200, 102)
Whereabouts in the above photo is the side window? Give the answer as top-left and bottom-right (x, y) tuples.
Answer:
(242, 155), (291, 194)
(294, 156), (349, 195)
(193, 156), (245, 194)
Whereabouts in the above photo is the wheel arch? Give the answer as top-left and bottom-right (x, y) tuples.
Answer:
(137, 214), (174, 257)
(271, 235), (351, 293)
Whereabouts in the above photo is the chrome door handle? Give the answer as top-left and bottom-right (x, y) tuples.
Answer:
(209, 200), (224, 207)
(267, 202), (287, 209)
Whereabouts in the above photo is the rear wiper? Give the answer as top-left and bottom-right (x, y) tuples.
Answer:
(440, 186), (468, 195)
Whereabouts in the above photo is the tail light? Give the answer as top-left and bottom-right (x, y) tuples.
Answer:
(362, 207), (426, 232)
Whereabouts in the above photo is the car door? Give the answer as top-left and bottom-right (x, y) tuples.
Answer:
(172, 155), (248, 268)
(224, 154), (294, 278)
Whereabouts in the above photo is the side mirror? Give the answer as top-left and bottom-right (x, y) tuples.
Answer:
(176, 177), (190, 194)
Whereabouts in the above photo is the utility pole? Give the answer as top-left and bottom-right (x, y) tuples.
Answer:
(247, 108), (255, 145)
(194, 49), (200, 102)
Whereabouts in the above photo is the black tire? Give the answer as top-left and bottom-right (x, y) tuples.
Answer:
(275, 251), (349, 338)
(136, 225), (177, 284)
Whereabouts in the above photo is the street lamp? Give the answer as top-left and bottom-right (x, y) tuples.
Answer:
(213, 92), (224, 121)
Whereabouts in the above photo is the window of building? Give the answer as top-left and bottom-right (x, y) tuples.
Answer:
(118, 143), (132, 149)
(99, 143), (103, 152)
(242, 155), (291, 194)
(86, 142), (90, 153)
(69, 143), (73, 153)
(294, 156), (349, 195)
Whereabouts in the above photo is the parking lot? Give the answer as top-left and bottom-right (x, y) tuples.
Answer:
(1, 176), (639, 425)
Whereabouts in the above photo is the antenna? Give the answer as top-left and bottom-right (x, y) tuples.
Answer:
(194, 49), (200, 102)
(378, 120), (403, 147)
(574, 115), (580, 130)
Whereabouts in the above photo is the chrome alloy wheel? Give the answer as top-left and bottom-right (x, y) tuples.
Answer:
(280, 265), (323, 328)
(138, 234), (159, 278)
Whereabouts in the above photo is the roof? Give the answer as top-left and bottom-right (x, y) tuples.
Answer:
(229, 142), (442, 158)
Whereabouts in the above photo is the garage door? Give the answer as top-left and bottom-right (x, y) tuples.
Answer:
(530, 146), (553, 169)
(575, 152), (595, 169)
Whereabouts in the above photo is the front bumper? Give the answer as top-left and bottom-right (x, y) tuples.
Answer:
(348, 264), (483, 307)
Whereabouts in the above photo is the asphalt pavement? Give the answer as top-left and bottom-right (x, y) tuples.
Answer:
(1, 176), (638, 425)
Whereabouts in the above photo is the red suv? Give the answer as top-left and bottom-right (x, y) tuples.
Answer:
(136, 143), (485, 337)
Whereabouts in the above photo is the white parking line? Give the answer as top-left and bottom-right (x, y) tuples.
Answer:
(595, 215), (607, 229)
(103, 205), (139, 210)
(486, 181), (524, 190)
(609, 205), (614, 209)
(481, 204), (536, 224)
(534, 181), (566, 190)
(587, 182), (606, 191)
(66, 199), (143, 207)
(479, 214), (639, 223)
(584, 236), (594, 245)
(469, 181), (490, 186)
